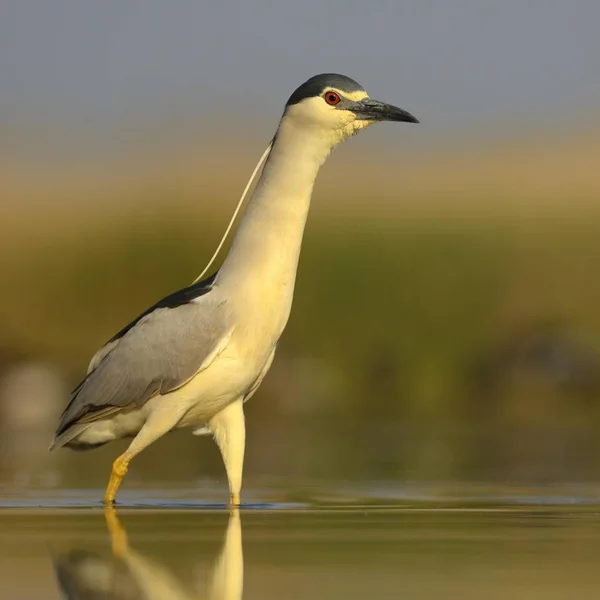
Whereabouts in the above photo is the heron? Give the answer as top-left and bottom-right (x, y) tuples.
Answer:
(50, 73), (418, 505)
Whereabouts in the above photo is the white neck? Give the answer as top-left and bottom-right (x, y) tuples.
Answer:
(217, 116), (334, 302)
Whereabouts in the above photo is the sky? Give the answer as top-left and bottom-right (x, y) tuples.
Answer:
(1, 1), (599, 159)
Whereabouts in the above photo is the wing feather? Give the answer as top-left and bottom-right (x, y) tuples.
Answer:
(54, 287), (231, 440)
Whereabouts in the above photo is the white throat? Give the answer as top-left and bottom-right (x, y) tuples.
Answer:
(217, 114), (336, 303)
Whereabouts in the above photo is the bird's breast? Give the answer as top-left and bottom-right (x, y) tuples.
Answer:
(231, 279), (293, 358)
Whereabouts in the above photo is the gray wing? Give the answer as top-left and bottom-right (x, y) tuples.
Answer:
(54, 292), (232, 441)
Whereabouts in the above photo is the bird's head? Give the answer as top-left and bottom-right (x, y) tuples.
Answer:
(282, 73), (418, 147)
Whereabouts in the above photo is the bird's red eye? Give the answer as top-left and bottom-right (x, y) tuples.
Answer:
(324, 91), (341, 106)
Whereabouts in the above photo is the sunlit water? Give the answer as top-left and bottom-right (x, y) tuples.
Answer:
(1, 489), (600, 599)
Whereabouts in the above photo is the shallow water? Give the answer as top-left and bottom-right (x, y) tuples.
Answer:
(2, 490), (600, 599)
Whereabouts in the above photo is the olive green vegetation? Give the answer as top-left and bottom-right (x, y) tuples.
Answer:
(3, 130), (600, 489)
(4, 201), (600, 432)
(4, 191), (600, 486)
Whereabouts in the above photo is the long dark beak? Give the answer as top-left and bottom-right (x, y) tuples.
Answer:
(352, 98), (419, 123)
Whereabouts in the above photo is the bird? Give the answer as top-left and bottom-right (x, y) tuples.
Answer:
(50, 73), (419, 506)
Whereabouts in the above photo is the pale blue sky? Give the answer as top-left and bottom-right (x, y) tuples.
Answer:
(1, 1), (599, 158)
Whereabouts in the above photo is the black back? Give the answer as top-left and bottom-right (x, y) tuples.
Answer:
(107, 271), (217, 343)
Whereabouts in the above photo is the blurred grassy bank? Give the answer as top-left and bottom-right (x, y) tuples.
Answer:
(1, 132), (600, 485)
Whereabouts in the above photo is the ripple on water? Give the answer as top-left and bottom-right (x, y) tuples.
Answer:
(1, 482), (600, 510)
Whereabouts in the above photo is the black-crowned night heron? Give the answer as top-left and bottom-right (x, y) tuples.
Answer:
(50, 73), (418, 505)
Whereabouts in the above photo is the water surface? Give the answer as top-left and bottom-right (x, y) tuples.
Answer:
(1, 491), (600, 599)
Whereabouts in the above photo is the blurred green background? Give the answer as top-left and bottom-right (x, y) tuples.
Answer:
(1, 2), (600, 497)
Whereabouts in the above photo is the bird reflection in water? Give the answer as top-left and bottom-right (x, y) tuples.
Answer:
(54, 508), (243, 600)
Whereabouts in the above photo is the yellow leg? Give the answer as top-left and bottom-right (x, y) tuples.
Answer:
(104, 505), (129, 557)
(209, 399), (245, 509)
(103, 452), (132, 505)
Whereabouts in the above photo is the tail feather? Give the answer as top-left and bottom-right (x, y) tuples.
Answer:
(49, 423), (93, 452)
